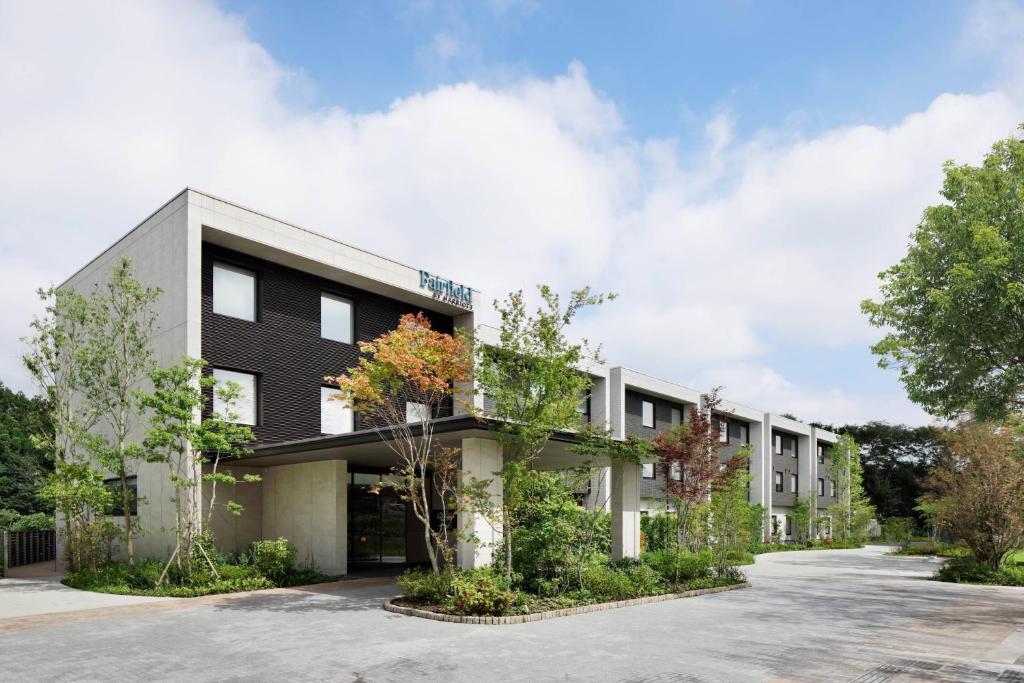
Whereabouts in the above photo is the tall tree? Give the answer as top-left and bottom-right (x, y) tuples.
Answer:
(862, 127), (1024, 420)
(836, 422), (938, 524)
(653, 391), (745, 552)
(83, 257), (160, 566)
(473, 286), (613, 581)
(924, 420), (1024, 569)
(329, 312), (473, 574)
(0, 383), (53, 514)
(827, 434), (874, 543)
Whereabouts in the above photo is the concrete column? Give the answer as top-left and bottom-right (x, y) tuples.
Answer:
(610, 460), (641, 559)
(262, 459), (348, 575)
(762, 414), (773, 540)
(458, 437), (503, 569)
(748, 418), (766, 524)
(589, 374), (612, 512)
(452, 311), (479, 416)
(797, 433), (814, 539)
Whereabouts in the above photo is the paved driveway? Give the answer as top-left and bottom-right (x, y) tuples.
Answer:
(1, 546), (1022, 682)
(0, 575), (168, 619)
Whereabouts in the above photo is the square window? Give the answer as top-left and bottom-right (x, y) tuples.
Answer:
(791, 473), (798, 493)
(406, 401), (430, 424)
(320, 386), (353, 435)
(670, 407), (682, 427)
(642, 463), (655, 479)
(321, 293), (354, 343)
(213, 262), (256, 321)
(213, 368), (257, 425)
(774, 471), (783, 493)
(104, 476), (137, 517)
(641, 400), (655, 428)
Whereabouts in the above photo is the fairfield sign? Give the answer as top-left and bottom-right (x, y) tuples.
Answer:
(419, 270), (473, 310)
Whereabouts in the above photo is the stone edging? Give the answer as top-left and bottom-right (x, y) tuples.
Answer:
(382, 581), (751, 624)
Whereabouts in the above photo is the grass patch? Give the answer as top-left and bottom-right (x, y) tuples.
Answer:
(890, 542), (969, 559)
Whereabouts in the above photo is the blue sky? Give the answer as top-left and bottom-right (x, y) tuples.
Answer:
(1, 0), (1023, 426)
(222, 1), (987, 142)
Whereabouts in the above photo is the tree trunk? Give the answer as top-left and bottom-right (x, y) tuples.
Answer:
(121, 467), (134, 566)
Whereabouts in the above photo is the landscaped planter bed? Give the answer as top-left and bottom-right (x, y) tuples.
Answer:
(383, 581), (751, 624)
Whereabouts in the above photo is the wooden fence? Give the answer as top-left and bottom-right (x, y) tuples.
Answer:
(2, 529), (57, 571)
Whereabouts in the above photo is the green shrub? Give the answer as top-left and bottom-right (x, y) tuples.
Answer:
(935, 557), (1024, 586)
(447, 569), (515, 616)
(880, 517), (915, 544)
(641, 513), (675, 552)
(897, 542), (968, 558)
(728, 549), (755, 566)
(249, 538), (296, 581)
(641, 549), (713, 585)
(0, 510), (55, 531)
(581, 564), (636, 600)
(397, 568), (454, 604)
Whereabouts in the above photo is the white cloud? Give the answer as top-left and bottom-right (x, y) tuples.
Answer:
(0, 0), (1020, 427)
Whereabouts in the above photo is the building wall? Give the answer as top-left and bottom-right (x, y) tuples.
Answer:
(262, 459), (348, 575)
(201, 243), (455, 444)
(202, 465), (264, 554)
(60, 192), (200, 562)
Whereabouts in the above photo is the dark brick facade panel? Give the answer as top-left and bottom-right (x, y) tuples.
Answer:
(201, 243), (454, 444)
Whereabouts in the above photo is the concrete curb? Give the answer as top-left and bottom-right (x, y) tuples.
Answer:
(382, 581), (751, 624)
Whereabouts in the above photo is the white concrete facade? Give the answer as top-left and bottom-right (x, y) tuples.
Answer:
(458, 438), (504, 569)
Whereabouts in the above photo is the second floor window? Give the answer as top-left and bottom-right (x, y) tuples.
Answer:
(406, 401), (430, 424)
(775, 471), (783, 492)
(321, 293), (353, 343)
(320, 386), (354, 435)
(641, 400), (655, 428)
(213, 368), (258, 425)
(718, 418), (728, 443)
(642, 463), (655, 479)
(774, 434), (783, 455)
(830, 480), (836, 497)
(817, 478), (825, 496)
(817, 444), (825, 463)
(213, 262), (256, 321)
(670, 462), (682, 481)
(670, 406), (682, 427)
(791, 473), (798, 493)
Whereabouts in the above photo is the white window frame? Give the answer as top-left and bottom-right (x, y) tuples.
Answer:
(641, 463), (655, 479)
(774, 471), (783, 492)
(212, 262), (257, 322)
(641, 400), (655, 429)
(320, 386), (354, 435)
(212, 368), (258, 426)
(320, 292), (354, 344)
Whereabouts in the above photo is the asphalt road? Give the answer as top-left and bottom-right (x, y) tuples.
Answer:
(2, 546), (1022, 682)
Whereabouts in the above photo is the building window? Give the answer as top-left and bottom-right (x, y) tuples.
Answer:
(792, 438), (799, 458)
(817, 444), (825, 463)
(212, 368), (258, 425)
(774, 471), (783, 493)
(729, 421), (750, 445)
(577, 393), (591, 423)
(641, 400), (655, 428)
(817, 478), (825, 496)
(642, 463), (655, 479)
(670, 462), (682, 481)
(320, 386), (354, 435)
(718, 418), (728, 443)
(670, 406), (682, 427)
(791, 473), (798, 493)
(104, 476), (138, 517)
(212, 262), (256, 321)
(774, 434), (783, 455)
(321, 293), (354, 344)
(406, 401), (430, 424)
(830, 480), (836, 497)
(785, 516), (793, 537)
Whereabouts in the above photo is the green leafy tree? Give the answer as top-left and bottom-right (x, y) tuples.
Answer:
(473, 285), (613, 581)
(862, 128), (1024, 419)
(709, 446), (754, 576)
(789, 494), (811, 545)
(0, 383), (53, 514)
(38, 461), (115, 571)
(200, 378), (259, 531)
(81, 257), (160, 566)
(828, 434), (874, 544)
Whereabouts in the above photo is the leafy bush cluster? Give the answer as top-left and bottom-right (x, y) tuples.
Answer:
(63, 537), (326, 597)
(894, 542), (968, 558)
(397, 547), (743, 616)
(0, 508), (55, 531)
(935, 556), (1024, 587)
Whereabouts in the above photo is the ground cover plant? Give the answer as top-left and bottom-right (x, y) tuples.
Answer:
(62, 537), (331, 597)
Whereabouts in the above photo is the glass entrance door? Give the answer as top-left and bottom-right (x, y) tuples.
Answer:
(349, 472), (407, 565)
